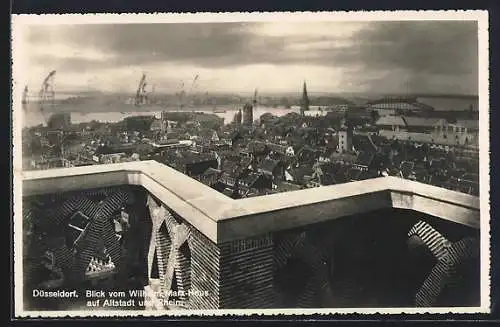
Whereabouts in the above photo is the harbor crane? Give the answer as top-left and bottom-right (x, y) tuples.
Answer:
(38, 70), (56, 122)
(189, 74), (199, 93)
(134, 73), (148, 106)
(187, 74), (200, 108)
(178, 74), (200, 109)
(35, 70), (75, 165)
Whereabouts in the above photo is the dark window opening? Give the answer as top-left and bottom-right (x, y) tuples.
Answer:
(151, 249), (159, 279)
(275, 257), (311, 301)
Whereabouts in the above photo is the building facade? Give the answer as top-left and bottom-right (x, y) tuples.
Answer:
(337, 126), (353, 153)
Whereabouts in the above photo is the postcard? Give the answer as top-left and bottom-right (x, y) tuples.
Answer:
(11, 10), (490, 317)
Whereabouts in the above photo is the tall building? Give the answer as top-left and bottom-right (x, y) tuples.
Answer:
(337, 124), (353, 153)
(242, 103), (253, 126)
(47, 113), (71, 130)
(233, 109), (242, 125)
(300, 81), (310, 116)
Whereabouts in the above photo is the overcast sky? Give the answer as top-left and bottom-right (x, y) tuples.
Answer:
(17, 20), (478, 95)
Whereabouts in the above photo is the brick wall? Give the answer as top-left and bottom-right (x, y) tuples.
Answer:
(219, 234), (275, 308)
(186, 227), (220, 310)
(177, 222), (276, 309)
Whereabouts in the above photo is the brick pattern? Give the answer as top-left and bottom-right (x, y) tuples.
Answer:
(42, 187), (135, 228)
(219, 234), (275, 308)
(408, 220), (449, 259)
(188, 227), (220, 310)
(25, 186), (136, 282)
(274, 232), (302, 272)
(273, 231), (335, 308)
(409, 221), (480, 307)
(155, 225), (171, 281)
(50, 241), (75, 278)
(140, 193), (221, 310)
(146, 194), (193, 307)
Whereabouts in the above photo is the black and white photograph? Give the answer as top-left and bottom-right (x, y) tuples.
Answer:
(12, 11), (489, 317)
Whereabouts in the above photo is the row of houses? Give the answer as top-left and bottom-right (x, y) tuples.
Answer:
(147, 124), (475, 198)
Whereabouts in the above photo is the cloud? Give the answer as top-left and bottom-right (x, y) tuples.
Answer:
(22, 22), (367, 69)
(18, 20), (478, 94)
(345, 21), (477, 74)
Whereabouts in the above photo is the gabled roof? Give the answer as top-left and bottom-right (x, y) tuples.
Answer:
(353, 135), (378, 153)
(402, 116), (441, 128)
(221, 158), (240, 172)
(202, 167), (221, 177)
(259, 158), (281, 175)
(287, 164), (313, 184)
(355, 151), (375, 167)
(375, 115), (406, 126)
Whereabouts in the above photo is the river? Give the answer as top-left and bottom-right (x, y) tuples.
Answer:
(21, 105), (328, 128)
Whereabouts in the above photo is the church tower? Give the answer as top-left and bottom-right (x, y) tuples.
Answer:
(337, 120), (353, 153)
(300, 81), (310, 116)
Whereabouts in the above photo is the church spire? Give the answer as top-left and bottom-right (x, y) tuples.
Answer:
(300, 80), (309, 116)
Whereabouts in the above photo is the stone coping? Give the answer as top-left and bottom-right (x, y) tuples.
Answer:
(21, 160), (480, 243)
